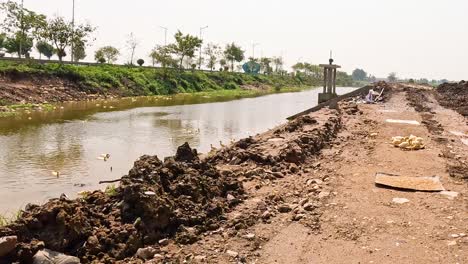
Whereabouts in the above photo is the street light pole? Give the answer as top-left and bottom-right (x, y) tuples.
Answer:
(198, 26), (208, 70)
(71, 0), (75, 62)
(159, 26), (168, 46)
(252, 43), (259, 59)
(19, 0), (24, 59)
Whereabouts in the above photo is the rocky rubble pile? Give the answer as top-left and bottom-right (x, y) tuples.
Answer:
(0, 143), (244, 263)
(436, 81), (468, 117)
(207, 112), (341, 169)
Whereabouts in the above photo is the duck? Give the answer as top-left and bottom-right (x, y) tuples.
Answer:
(219, 141), (226, 148)
(210, 144), (217, 152)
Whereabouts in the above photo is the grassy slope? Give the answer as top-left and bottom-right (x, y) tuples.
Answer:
(0, 60), (329, 97)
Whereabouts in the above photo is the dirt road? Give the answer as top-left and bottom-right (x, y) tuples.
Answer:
(173, 84), (467, 264)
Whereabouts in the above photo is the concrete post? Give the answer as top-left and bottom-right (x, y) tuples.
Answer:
(323, 68), (327, 93)
(318, 62), (341, 104)
(333, 68), (337, 94)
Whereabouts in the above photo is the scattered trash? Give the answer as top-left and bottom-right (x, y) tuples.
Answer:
(440, 191), (459, 200)
(375, 173), (445, 191)
(33, 249), (80, 264)
(385, 119), (420, 125)
(370, 132), (378, 138)
(97, 153), (111, 161)
(392, 198), (410, 204)
(391, 135), (425, 150)
(144, 191), (156, 196)
(51, 171), (60, 177)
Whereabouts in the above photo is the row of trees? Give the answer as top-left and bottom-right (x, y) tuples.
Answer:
(92, 30), (285, 73)
(0, 0), (94, 61)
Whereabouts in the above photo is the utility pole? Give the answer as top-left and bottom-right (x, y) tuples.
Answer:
(71, 0), (75, 62)
(19, 0), (24, 59)
(252, 43), (259, 59)
(198, 26), (208, 70)
(159, 26), (168, 46)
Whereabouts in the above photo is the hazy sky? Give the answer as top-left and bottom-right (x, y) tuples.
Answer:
(5, 0), (468, 80)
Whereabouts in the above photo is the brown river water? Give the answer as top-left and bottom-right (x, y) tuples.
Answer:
(0, 87), (356, 213)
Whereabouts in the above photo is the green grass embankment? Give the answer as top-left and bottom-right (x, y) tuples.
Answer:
(0, 60), (323, 97)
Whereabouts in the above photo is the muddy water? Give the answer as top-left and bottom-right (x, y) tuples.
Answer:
(0, 87), (355, 212)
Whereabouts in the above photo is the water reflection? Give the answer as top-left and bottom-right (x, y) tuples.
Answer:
(0, 87), (356, 212)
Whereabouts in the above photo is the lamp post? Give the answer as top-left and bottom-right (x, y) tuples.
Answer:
(19, 0), (24, 59)
(198, 26), (208, 70)
(159, 26), (168, 46)
(71, 0), (75, 62)
(252, 43), (259, 59)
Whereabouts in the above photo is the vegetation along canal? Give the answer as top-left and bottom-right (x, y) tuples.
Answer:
(0, 87), (356, 213)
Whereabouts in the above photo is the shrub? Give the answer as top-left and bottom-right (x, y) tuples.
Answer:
(224, 81), (238, 90)
(137, 59), (145, 66)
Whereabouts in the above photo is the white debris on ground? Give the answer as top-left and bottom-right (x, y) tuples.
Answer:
(391, 135), (425, 150)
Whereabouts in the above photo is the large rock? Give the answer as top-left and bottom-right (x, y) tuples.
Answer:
(136, 246), (158, 260)
(32, 249), (80, 264)
(0, 235), (17, 257)
(174, 142), (198, 162)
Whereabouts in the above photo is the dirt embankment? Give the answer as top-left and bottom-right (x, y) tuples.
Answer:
(0, 73), (118, 108)
(0, 90), (348, 263)
(436, 81), (468, 117)
(406, 86), (468, 180)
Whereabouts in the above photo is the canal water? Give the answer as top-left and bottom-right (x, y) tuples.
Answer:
(0, 87), (355, 213)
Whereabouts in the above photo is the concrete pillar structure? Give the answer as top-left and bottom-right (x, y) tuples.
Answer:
(318, 59), (341, 103)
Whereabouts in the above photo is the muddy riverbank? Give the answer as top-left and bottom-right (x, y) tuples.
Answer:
(0, 87), (357, 213)
(0, 100), (345, 263)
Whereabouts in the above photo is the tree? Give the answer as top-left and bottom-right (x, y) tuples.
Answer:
(219, 58), (228, 71)
(272, 56), (284, 73)
(292, 62), (305, 73)
(388, 72), (397, 82)
(352, 68), (367, 81)
(0, 33), (6, 49)
(167, 30), (202, 69)
(0, 1), (46, 58)
(260, 57), (272, 74)
(40, 16), (94, 62)
(204, 43), (221, 71)
(95, 46), (120, 64)
(4, 32), (33, 57)
(137, 59), (144, 66)
(36, 41), (54, 59)
(72, 41), (86, 62)
(224, 43), (245, 71)
(149, 45), (177, 68)
(126, 32), (138, 65)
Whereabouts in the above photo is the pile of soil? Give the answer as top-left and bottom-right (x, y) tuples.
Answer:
(0, 143), (244, 263)
(436, 81), (468, 117)
(208, 112), (340, 170)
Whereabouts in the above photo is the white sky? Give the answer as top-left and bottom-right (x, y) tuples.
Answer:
(4, 0), (468, 80)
